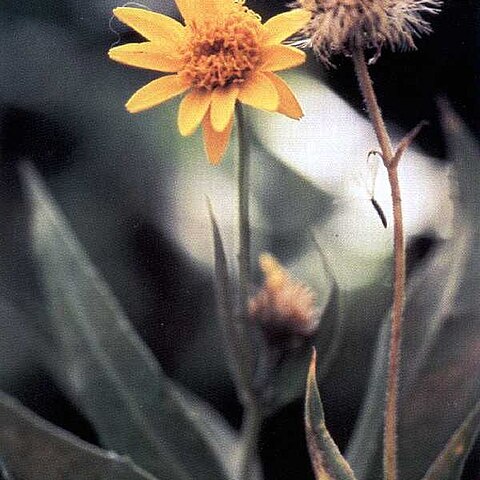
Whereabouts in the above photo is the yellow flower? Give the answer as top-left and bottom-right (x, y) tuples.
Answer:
(109, 1), (311, 164)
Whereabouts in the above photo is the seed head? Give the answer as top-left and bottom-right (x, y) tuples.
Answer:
(291, 0), (442, 65)
(249, 253), (319, 337)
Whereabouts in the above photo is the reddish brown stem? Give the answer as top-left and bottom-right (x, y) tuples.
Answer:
(352, 48), (407, 480)
(352, 50), (394, 162)
(383, 166), (406, 480)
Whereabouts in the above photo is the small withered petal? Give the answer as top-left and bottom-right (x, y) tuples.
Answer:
(249, 254), (320, 337)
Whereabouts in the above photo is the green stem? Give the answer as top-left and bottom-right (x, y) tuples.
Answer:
(236, 104), (261, 480)
(237, 104), (251, 323)
(236, 104), (255, 388)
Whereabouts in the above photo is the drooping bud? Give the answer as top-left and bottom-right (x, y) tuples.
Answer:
(249, 253), (319, 337)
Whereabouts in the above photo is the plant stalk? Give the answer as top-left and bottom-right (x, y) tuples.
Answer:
(238, 400), (262, 480)
(236, 104), (261, 480)
(237, 104), (251, 328)
(352, 48), (406, 480)
(236, 104), (255, 388)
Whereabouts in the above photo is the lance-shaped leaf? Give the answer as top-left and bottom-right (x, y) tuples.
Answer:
(422, 399), (480, 480)
(21, 163), (234, 480)
(310, 235), (346, 382)
(0, 391), (158, 480)
(208, 200), (250, 399)
(305, 349), (357, 480)
(345, 314), (388, 479)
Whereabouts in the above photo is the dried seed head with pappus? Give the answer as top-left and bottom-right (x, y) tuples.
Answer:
(249, 253), (319, 338)
(291, 0), (442, 65)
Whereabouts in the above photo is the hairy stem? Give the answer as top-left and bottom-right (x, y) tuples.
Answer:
(352, 50), (394, 162)
(236, 104), (261, 480)
(352, 48), (406, 480)
(384, 165), (405, 480)
(237, 106), (251, 299)
(236, 104), (255, 386)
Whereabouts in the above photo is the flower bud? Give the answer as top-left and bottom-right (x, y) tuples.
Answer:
(249, 253), (319, 337)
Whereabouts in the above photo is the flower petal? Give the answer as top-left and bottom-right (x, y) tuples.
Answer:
(113, 7), (185, 46)
(202, 114), (234, 165)
(126, 75), (190, 113)
(175, 0), (230, 24)
(108, 42), (183, 72)
(178, 89), (212, 136)
(210, 86), (239, 132)
(262, 9), (312, 45)
(238, 72), (279, 112)
(259, 45), (306, 72)
(263, 72), (303, 120)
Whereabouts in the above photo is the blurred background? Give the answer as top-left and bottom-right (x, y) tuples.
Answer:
(0, 0), (479, 478)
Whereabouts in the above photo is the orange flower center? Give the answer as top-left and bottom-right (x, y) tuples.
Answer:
(180, 9), (261, 90)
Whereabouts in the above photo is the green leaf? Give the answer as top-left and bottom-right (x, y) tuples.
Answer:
(345, 315), (387, 480)
(438, 98), (480, 217)
(0, 390), (158, 480)
(394, 105), (480, 479)
(208, 199), (248, 398)
(310, 235), (347, 382)
(250, 141), (334, 242)
(177, 387), (263, 480)
(422, 399), (480, 480)
(305, 349), (357, 480)
(21, 163), (232, 480)
(347, 104), (480, 480)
